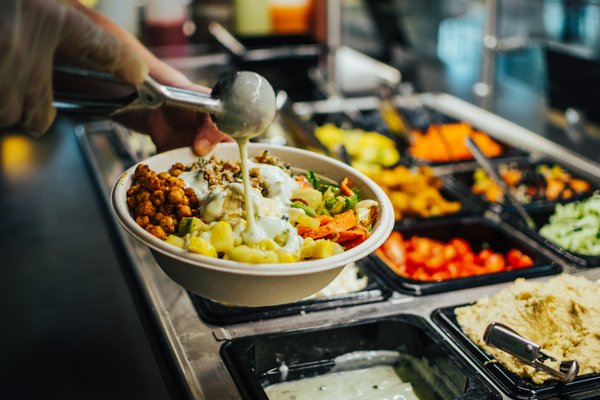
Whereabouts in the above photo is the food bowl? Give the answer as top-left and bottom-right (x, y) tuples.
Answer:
(111, 143), (394, 306)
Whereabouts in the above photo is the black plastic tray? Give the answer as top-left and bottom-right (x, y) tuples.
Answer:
(220, 314), (501, 399)
(446, 158), (596, 214)
(189, 256), (391, 325)
(504, 204), (600, 268)
(371, 215), (561, 296)
(432, 305), (600, 400)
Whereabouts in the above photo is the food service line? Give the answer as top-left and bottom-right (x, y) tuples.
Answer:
(77, 93), (600, 400)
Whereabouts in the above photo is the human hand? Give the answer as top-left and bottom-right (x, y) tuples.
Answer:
(0, 0), (147, 135)
(76, 4), (231, 155)
(112, 72), (232, 156)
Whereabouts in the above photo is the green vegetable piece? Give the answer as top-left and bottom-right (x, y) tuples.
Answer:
(291, 201), (317, 217)
(325, 197), (336, 209)
(329, 196), (346, 215)
(317, 183), (340, 195)
(305, 170), (319, 188)
(345, 193), (358, 210)
(178, 217), (204, 235)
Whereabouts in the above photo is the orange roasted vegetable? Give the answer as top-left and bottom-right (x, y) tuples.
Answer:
(409, 123), (502, 162)
(302, 210), (357, 239)
(378, 234), (535, 281)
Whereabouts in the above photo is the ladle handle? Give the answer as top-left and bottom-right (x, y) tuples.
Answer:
(52, 65), (223, 117)
(465, 136), (537, 230)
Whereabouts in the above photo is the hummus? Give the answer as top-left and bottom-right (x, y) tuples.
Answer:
(455, 274), (600, 384)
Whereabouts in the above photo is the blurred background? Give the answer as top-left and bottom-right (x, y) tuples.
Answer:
(85, 0), (600, 156)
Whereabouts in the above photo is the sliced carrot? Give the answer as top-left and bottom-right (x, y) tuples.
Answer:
(296, 225), (313, 237)
(343, 236), (367, 249)
(315, 214), (334, 226)
(337, 226), (367, 243)
(340, 177), (354, 196)
(307, 209), (357, 239)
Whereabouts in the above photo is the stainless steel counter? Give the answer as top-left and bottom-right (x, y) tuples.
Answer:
(77, 93), (600, 400)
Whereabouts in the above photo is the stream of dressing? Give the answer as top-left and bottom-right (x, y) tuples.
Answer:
(237, 138), (259, 243)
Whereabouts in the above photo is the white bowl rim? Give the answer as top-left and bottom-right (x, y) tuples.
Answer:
(111, 143), (394, 277)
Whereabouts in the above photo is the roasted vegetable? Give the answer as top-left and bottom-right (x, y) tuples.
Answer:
(314, 124), (400, 173)
(409, 123), (502, 162)
(367, 165), (461, 220)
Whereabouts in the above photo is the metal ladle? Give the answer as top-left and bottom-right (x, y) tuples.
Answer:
(53, 66), (276, 140)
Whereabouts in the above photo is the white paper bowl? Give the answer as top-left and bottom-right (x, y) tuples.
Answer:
(111, 143), (394, 306)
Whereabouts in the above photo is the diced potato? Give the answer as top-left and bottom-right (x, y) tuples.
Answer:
(292, 188), (323, 210)
(312, 240), (344, 259)
(301, 237), (316, 259)
(227, 246), (279, 263)
(208, 221), (234, 252)
(188, 237), (218, 258)
(297, 213), (321, 230)
(276, 250), (296, 263)
(249, 239), (278, 252)
(166, 234), (185, 249)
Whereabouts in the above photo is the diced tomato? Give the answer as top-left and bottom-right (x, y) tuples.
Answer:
(412, 268), (430, 281)
(411, 236), (433, 255)
(485, 253), (506, 273)
(450, 238), (472, 255)
(425, 255), (445, 271)
(507, 248), (534, 269)
(443, 245), (457, 261)
(475, 249), (493, 265)
(406, 251), (427, 270)
(381, 232), (406, 266)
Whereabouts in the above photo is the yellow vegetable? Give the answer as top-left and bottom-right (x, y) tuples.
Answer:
(301, 237), (316, 259)
(208, 221), (234, 252)
(188, 237), (218, 258)
(166, 234), (186, 249)
(314, 124), (400, 173)
(227, 246), (279, 263)
(311, 239), (344, 259)
(292, 188), (322, 209)
(297, 213), (321, 230)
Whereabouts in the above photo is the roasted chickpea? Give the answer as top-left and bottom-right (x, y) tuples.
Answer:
(147, 225), (167, 240)
(137, 200), (155, 216)
(168, 187), (185, 204)
(159, 216), (176, 234)
(177, 204), (192, 218)
(136, 191), (150, 203)
(151, 190), (165, 206)
(135, 215), (150, 227)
